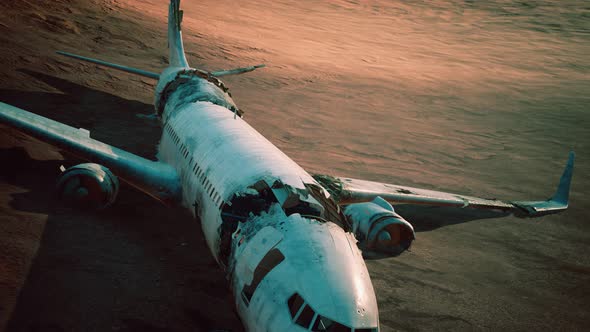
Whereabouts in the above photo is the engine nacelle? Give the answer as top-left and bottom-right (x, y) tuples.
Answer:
(344, 196), (415, 256)
(56, 163), (119, 210)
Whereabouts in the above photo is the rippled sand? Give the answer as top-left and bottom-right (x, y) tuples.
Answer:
(1, 0), (588, 331)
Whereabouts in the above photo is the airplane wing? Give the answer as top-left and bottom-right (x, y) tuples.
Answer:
(0, 102), (181, 205)
(313, 151), (574, 218)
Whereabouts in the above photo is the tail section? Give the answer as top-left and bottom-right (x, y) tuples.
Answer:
(168, 0), (189, 68)
(58, 1), (266, 83)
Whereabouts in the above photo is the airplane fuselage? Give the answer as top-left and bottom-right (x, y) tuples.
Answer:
(154, 67), (379, 331)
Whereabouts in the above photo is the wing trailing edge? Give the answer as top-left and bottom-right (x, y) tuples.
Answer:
(314, 152), (575, 218)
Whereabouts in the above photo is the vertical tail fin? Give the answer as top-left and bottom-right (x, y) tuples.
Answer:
(168, 0), (189, 68)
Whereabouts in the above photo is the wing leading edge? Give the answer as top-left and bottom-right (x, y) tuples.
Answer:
(0, 102), (181, 205)
(314, 152), (574, 218)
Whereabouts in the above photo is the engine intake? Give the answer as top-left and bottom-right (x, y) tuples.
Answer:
(56, 163), (119, 210)
(344, 196), (415, 256)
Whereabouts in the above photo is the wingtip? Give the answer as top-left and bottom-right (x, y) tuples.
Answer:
(552, 151), (575, 204)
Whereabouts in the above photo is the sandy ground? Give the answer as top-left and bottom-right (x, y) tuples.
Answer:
(0, 0), (589, 331)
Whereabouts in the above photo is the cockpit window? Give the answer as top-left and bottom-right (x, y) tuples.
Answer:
(296, 304), (315, 329)
(288, 293), (378, 331)
(288, 293), (305, 318)
(311, 315), (333, 331)
(311, 315), (344, 331)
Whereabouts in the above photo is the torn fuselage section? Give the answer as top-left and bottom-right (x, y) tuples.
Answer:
(156, 68), (243, 118)
(218, 178), (349, 267)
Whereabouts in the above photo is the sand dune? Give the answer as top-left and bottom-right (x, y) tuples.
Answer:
(0, 0), (588, 331)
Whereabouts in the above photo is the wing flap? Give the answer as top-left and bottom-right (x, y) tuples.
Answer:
(0, 102), (181, 205)
(314, 152), (574, 218)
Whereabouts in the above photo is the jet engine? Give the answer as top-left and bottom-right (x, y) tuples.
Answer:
(56, 163), (119, 210)
(344, 196), (415, 256)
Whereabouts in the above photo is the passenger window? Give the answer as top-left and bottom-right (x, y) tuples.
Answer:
(295, 304), (315, 329)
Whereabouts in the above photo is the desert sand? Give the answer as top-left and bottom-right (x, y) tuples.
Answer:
(0, 0), (589, 331)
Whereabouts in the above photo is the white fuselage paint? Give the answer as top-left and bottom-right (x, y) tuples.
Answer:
(155, 67), (379, 331)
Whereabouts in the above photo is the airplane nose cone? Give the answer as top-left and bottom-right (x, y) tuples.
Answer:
(294, 221), (379, 330)
(231, 214), (379, 331)
(278, 217), (380, 330)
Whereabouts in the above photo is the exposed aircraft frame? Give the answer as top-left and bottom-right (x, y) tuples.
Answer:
(0, 1), (574, 331)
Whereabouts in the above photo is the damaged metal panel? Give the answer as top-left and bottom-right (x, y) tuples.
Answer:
(217, 177), (351, 265)
(241, 247), (285, 305)
(232, 226), (284, 286)
(158, 68), (242, 118)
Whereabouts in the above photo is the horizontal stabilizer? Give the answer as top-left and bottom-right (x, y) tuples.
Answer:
(211, 64), (266, 77)
(56, 51), (159, 79)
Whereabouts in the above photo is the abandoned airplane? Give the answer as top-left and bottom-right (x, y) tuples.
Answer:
(0, 0), (574, 331)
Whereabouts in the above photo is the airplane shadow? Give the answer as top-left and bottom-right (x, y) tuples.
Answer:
(0, 69), (161, 160)
(361, 205), (510, 259)
(0, 72), (243, 332)
(394, 205), (510, 232)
